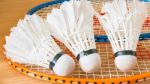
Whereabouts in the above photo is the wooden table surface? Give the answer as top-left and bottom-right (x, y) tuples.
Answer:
(0, 0), (150, 84)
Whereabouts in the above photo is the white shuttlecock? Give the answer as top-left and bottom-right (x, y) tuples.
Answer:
(4, 14), (75, 76)
(47, 0), (101, 73)
(96, 0), (147, 72)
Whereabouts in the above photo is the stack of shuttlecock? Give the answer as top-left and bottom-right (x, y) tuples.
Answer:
(3, 0), (147, 77)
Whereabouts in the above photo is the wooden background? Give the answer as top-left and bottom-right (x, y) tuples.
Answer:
(0, 0), (149, 84)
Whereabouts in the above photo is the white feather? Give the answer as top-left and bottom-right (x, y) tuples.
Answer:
(47, 0), (101, 73)
(97, 0), (147, 72)
(4, 14), (75, 76)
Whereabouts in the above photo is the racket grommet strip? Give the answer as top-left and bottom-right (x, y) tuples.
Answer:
(135, 79), (138, 83)
(102, 82), (105, 84)
(48, 77), (51, 80)
(111, 82), (114, 84)
(86, 82), (97, 84)
(62, 80), (66, 83)
(40, 76), (43, 78)
(55, 79), (58, 81)
(70, 81), (81, 84)
(55, 79), (66, 83)
(34, 74), (37, 77)
(14, 66), (17, 68)
(21, 69), (23, 72)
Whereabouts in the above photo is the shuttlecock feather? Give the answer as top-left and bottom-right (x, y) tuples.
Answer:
(4, 14), (75, 76)
(96, 0), (147, 72)
(47, 0), (101, 73)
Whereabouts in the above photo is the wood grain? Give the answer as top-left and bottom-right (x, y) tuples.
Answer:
(0, 0), (149, 84)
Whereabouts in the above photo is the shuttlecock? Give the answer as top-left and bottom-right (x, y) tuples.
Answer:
(4, 14), (75, 76)
(47, 0), (101, 73)
(96, 0), (147, 72)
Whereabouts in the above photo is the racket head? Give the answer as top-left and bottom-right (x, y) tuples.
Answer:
(4, 0), (150, 84)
